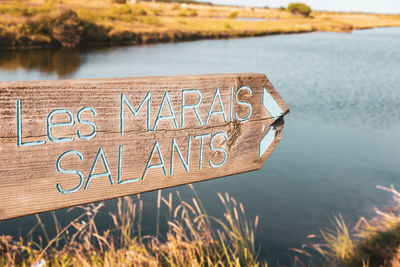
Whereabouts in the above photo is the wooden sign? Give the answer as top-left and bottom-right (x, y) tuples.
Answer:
(0, 73), (289, 220)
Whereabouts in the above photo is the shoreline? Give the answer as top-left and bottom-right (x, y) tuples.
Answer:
(1, 26), (398, 51)
(0, 29), (315, 50)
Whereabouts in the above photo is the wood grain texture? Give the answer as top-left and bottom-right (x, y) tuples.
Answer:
(0, 73), (289, 220)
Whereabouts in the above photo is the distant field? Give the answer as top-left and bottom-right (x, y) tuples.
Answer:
(1, 0), (400, 48)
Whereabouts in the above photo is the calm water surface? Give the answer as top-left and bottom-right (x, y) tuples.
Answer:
(1, 27), (400, 265)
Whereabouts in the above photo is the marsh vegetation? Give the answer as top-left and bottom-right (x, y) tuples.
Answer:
(0, 0), (399, 48)
(0, 186), (260, 266)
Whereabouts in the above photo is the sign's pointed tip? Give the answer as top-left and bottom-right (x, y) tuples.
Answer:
(262, 87), (284, 119)
(259, 126), (276, 158)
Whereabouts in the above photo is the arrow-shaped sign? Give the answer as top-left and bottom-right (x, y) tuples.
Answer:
(259, 87), (285, 158)
(0, 73), (289, 220)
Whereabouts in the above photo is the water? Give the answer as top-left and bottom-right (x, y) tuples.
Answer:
(212, 17), (266, 21)
(236, 17), (266, 21)
(1, 27), (400, 265)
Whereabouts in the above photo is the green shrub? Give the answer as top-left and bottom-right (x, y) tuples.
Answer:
(51, 9), (83, 47)
(16, 8), (84, 47)
(80, 20), (110, 42)
(113, 4), (133, 15)
(151, 8), (163, 16)
(177, 10), (188, 17)
(0, 2), (54, 16)
(132, 5), (147, 16)
(287, 3), (312, 17)
(228, 11), (238, 19)
(139, 16), (163, 26)
(0, 4), (30, 16)
(112, 0), (127, 4)
(188, 8), (197, 16)
(171, 4), (180, 11)
(178, 8), (197, 17)
(23, 16), (52, 35)
(105, 4), (145, 21)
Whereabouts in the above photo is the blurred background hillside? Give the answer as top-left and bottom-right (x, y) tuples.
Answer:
(0, 0), (399, 48)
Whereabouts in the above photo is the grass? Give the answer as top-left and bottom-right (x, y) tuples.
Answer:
(0, 184), (261, 266)
(0, 2), (53, 16)
(1, 181), (400, 266)
(228, 11), (239, 19)
(294, 185), (400, 267)
(0, 0), (399, 48)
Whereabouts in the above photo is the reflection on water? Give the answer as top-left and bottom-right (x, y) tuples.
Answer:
(0, 49), (84, 78)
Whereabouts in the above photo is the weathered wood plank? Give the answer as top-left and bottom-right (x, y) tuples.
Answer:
(0, 73), (289, 220)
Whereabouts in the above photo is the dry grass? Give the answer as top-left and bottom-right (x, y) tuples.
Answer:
(0, 184), (261, 266)
(0, 0), (399, 48)
(293, 185), (400, 267)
